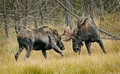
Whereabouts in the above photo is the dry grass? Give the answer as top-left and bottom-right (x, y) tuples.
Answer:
(0, 24), (120, 74)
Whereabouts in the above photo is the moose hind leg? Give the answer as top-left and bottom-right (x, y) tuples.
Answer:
(97, 40), (106, 54)
(85, 41), (91, 55)
(15, 45), (23, 61)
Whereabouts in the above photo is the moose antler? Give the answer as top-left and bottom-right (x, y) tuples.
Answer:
(61, 26), (73, 41)
(61, 26), (72, 36)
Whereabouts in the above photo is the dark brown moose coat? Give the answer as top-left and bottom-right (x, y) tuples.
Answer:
(15, 26), (65, 60)
(63, 17), (106, 54)
(72, 17), (106, 54)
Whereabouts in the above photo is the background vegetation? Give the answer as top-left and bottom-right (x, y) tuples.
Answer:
(0, 0), (120, 74)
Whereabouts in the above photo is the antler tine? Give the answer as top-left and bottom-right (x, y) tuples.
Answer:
(60, 30), (66, 36)
(60, 26), (73, 41)
(64, 35), (73, 41)
(60, 26), (72, 36)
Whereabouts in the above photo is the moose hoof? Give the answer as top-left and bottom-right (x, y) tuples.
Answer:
(15, 55), (18, 61)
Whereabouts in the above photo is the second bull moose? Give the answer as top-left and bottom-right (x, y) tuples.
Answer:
(15, 26), (65, 60)
(62, 17), (106, 54)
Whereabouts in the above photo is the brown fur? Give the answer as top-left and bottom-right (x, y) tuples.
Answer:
(17, 26), (54, 39)
(72, 17), (106, 54)
(77, 17), (95, 32)
(15, 26), (65, 60)
(63, 17), (106, 54)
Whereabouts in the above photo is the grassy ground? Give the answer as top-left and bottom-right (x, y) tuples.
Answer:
(0, 25), (120, 74)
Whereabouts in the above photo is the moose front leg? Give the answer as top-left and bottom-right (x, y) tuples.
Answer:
(42, 50), (47, 59)
(52, 44), (64, 57)
(48, 35), (64, 57)
(85, 41), (91, 55)
(78, 47), (81, 55)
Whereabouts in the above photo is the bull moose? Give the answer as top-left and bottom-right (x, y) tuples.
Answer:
(15, 26), (65, 60)
(62, 17), (106, 54)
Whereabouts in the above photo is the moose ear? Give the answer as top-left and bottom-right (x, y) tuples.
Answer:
(53, 29), (58, 35)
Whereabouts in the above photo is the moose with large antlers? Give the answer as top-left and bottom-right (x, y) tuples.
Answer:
(61, 17), (106, 54)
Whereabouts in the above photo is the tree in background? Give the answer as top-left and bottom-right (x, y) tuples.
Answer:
(64, 0), (73, 30)
(0, 0), (120, 39)
(3, 0), (8, 39)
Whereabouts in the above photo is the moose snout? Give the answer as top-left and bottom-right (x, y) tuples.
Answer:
(73, 45), (79, 53)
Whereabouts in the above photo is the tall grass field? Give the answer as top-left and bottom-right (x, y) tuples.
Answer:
(0, 25), (120, 74)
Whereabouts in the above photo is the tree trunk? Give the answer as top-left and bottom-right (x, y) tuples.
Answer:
(39, 4), (45, 25)
(19, 0), (24, 30)
(89, 0), (94, 20)
(24, 0), (28, 29)
(64, 0), (73, 30)
(14, 0), (20, 34)
(3, 0), (8, 39)
(83, 0), (88, 17)
(33, 12), (38, 28)
(99, 0), (103, 28)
